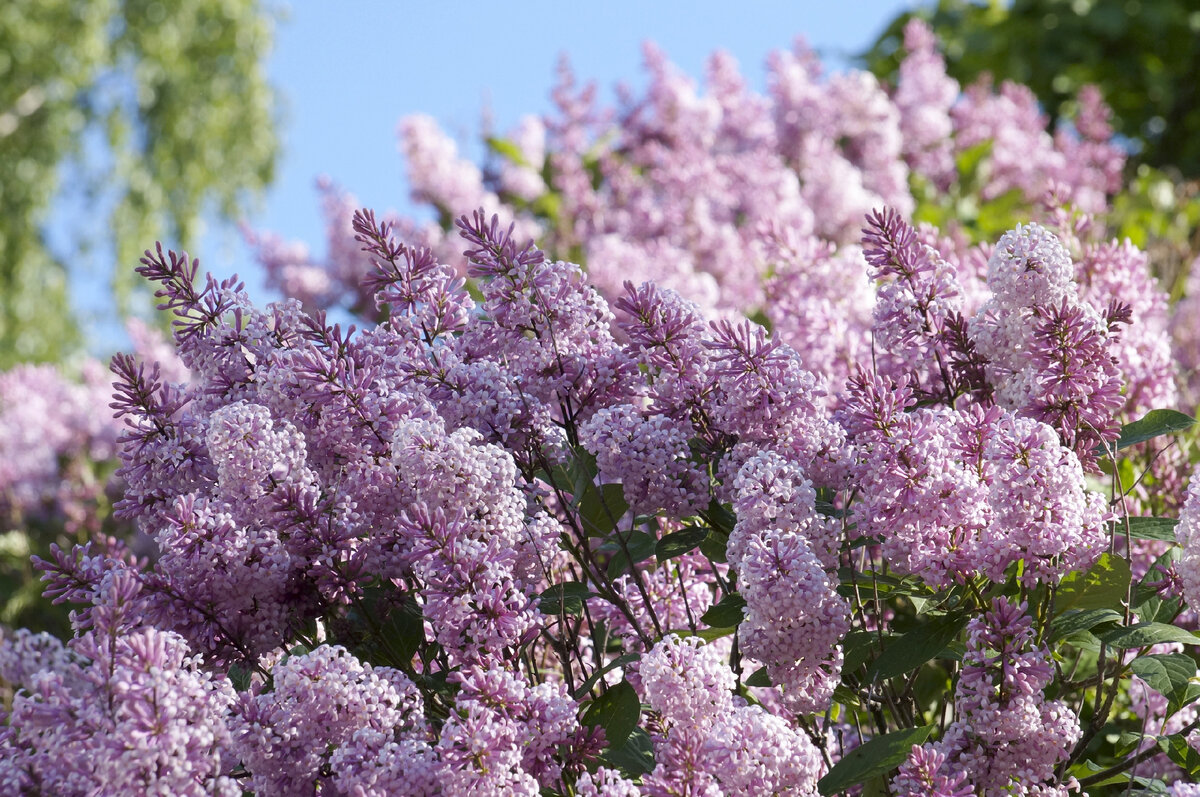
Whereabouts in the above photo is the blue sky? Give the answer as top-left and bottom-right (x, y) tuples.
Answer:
(78, 1), (914, 350)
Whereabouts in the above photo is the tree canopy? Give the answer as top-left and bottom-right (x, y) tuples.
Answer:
(0, 0), (278, 366)
(863, 0), (1200, 179)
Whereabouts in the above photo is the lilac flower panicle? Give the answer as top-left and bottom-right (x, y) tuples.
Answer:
(1177, 466), (1200, 612)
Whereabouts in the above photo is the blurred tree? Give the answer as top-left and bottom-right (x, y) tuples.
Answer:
(862, 0), (1200, 179)
(0, 0), (278, 366)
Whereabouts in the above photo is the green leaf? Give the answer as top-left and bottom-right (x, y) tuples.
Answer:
(1130, 653), (1200, 715)
(655, 526), (710, 562)
(228, 663), (253, 692)
(836, 568), (935, 601)
(570, 450), (600, 493)
(690, 625), (737, 641)
(350, 590), (425, 668)
(955, 139), (993, 182)
(1109, 409), (1196, 453)
(1100, 622), (1200, 650)
(538, 582), (594, 616)
(600, 726), (656, 778)
(1107, 516), (1179, 542)
(817, 726), (935, 796)
(1164, 730), (1200, 777)
(864, 613), (968, 682)
(582, 680), (641, 748)
(843, 630), (884, 674)
(604, 530), (656, 579)
(701, 593), (746, 628)
(701, 500), (737, 536)
(745, 666), (771, 687)
(579, 482), (629, 537)
(1055, 553), (1133, 614)
(1049, 608), (1123, 644)
(485, 135), (528, 166)
(698, 529), (728, 563)
(814, 500), (848, 519)
(1134, 547), (1184, 624)
(572, 653), (639, 700)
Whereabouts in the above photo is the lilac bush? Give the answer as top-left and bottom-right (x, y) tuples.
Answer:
(3, 19), (1200, 796)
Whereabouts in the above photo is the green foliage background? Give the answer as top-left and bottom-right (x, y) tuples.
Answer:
(863, 0), (1200, 179)
(0, 0), (278, 367)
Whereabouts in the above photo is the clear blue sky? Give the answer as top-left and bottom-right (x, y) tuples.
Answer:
(80, 1), (915, 350)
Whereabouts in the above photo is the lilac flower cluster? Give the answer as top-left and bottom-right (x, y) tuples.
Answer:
(895, 599), (1081, 795)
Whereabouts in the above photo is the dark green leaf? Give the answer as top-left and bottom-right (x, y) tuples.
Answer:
(655, 526), (710, 562)
(864, 613), (967, 682)
(836, 568), (935, 600)
(1055, 553), (1132, 614)
(1110, 409), (1196, 453)
(1107, 516), (1179, 542)
(701, 593), (746, 628)
(843, 630), (884, 674)
(1134, 547), (1185, 624)
(582, 680), (641, 748)
(1049, 608), (1123, 644)
(815, 500), (848, 519)
(1165, 730), (1200, 776)
(600, 726), (656, 778)
(745, 666), (771, 687)
(604, 530), (656, 579)
(817, 726), (935, 796)
(228, 663), (253, 692)
(1130, 653), (1200, 715)
(573, 653), (639, 700)
(1100, 622), (1200, 650)
(698, 529), (728, 564)
(538, 464), (573, 493)
(538, 582), (594, 616)
(569, 450), (599, 499)
(701, 500), (737, 536)
(579, 482), (629, 537)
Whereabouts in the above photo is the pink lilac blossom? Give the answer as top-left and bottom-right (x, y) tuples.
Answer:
(728, 451), (848, 713)
(759, 225), (874, 392)
(841, 374), (994, 587)
(498, 114), (549, 202)
(896, 599), (1081, 796)
(971, 222), (1125, 460)
(4, 574), (238, 796)
(231, 645), (429, 796)
(985, 414), (1109, 586)
(1, 16), (1194, 794)
(579, 404), (706, 517)
(575, 767), (643, 797)
(1177, 465), (1200, 613)
(861, 207), (966, 395)
(0, 362), (120, 526)
(1171, 257), (1200, 411)
(1075, 238), (1177, 414)
(639, 635), (823, 796)
(893, 19), (958, 190)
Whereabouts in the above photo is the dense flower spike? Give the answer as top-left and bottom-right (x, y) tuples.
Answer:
(2, 590), (237, 796)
